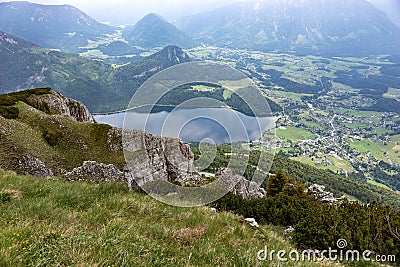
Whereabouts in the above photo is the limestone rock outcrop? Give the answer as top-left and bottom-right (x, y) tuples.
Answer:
(306, 184), (346, 203)
(217, 168), (266, 200)
(122, 129), (197, 189)
(26, 90), (95, 122)
(16, 155), (53, 178)
(64, 161), (124, 183)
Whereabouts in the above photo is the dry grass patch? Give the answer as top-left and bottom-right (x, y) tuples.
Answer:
(0, 188), (22, 201)
(174, 226), (208, 246)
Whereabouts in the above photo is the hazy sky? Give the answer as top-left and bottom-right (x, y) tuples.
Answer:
(0, 0), (245, 24)
(0, 0), (399, 26)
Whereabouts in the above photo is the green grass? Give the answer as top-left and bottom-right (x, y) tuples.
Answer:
(0, 99), (125, 174)
(326, 156), (354, 173)
(276, 126), (317, 142)
(391, 135), (400, 143)
(218, 78), (252, 92)
(222, 89), (234, 100)
(367, 180), (392, 191)
(290, 156), (316, 167)
(299, 119), (322, 129)
(290, 155), (355, 175)
(337, 108), (383, 118)
(0, 170), (321, 267)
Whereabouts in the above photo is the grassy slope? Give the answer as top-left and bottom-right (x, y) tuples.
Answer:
(0, 170), (327, 267)
(0, 95), (125, 173)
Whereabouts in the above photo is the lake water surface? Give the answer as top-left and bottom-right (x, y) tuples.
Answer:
(95, 108), (274, 144)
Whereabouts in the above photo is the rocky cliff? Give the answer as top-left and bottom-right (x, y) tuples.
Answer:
(25, 90), (95, 123)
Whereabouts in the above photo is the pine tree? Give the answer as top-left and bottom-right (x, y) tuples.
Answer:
(266, 170), (289, 197)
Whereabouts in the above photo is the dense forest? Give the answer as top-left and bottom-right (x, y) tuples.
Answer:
(155, 82), (282, 116)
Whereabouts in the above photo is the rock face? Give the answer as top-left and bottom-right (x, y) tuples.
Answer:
(306, 184), (346, 203)
(217, 168), (266, 200)
(122, 129), (197, 190)
(64, 161), (124, 183)
(16, 155), (53, 178)
(26, 90), (95, 122)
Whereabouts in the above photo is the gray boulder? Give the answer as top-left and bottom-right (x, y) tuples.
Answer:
(306, 184), (346, 203)
(217, 168), (266, 200)
(17, 155), (53, 178)
(64, 161), (124, 183)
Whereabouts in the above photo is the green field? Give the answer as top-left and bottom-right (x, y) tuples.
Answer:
(391, 135), (400, 143)
(273, 91), (312, 103)
(290, 155), (354, 174)
(276, 126), (317, 142)
(290, 156), (316, 167)
(337, 108), (384, 118)
(367, 180), (392, 191)
(387, 135), (400, 165)
(349, 139), (388, 162)
(326, 155), (355, 173)
(349, 138), (400, 165)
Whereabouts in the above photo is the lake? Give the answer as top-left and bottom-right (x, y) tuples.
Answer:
(94, 108), (275, 144)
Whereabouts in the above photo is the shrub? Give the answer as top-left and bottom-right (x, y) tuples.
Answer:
(0, 191), (12, 203)
(0, 106), (19, 119)
(43, 130), (58, 146)
(266, 170), (289, 197)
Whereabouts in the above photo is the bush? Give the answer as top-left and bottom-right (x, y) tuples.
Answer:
(43, 130), (58, 146)
(0, 106), (19, 119)
(212, 190), (400, 261)
(0, 192), (12, 203)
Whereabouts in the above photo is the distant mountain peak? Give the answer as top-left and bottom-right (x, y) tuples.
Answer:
(123, 13), (197, 49)
(0, 1), (115, 53)
(150, 45), (190, 64)
(141, 13), (166, 21)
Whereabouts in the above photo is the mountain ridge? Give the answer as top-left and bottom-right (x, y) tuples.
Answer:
(0, 30), (190, 112)
(178, 0), (400, 56)
(0, 1), (115, 53)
